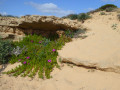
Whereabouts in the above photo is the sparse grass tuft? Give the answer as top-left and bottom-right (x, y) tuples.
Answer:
(105, 7), (115, 12)
(62, 13), (91, 22)
(78, 13), (91, 23)
(99, 12), (106, 15)
(111, 24), (117, 30)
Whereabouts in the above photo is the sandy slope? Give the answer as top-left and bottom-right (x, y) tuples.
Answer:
(0, 11), (120, 90)
(58, 11), (120, 73)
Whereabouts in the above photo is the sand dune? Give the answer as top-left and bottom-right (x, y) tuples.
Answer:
(58, 11), (120, 73)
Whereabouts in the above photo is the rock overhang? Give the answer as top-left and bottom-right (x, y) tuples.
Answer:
(0, 15), (82, 41)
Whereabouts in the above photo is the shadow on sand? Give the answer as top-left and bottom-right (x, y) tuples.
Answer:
(0, 64), (8, 77)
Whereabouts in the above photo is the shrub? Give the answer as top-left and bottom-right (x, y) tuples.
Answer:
(11, 46), (27, 57)
(100, 12), (106, 15)
(99, 4), (117, 11)
(0, 38), (14, 64)
(61, 16), (67, 19)
(47, 32), (59, 41)
(64, 30), (75, 38)
(77, 13), (91, 23)
(105, 7), (115, 12)
(87, 4), (117, 14)
(67, 14), (78, 20)
(117, 14), (120, 21)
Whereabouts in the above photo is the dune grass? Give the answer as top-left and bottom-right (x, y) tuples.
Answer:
(2, 30), (74, 79)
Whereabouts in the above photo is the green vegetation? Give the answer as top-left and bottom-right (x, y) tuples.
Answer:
(2, 30), (77, 79)
(0, 37), (14, 64)
(99, 12), (106, 15)
(105, 7), (115, 12)
(98, 4), (117, 11)
(78, 13), (91, 23)
(64, 29), (75, 38)
(62, 13), (91, 23)
(87, 4), (118, 14)
(62, 4), (118, 21)
(111, 24), (117, 30)
(66, 14), (78, 20)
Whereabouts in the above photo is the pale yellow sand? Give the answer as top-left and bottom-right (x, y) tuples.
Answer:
(0, 62), (120, 90)
(58, 11), (120, 73)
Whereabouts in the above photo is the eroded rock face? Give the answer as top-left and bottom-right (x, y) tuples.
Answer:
(0, 15), (82, 41)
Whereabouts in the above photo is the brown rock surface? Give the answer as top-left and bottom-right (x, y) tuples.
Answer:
(0, 15), (82, 41)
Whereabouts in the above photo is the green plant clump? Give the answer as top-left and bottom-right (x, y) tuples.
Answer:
(67, 14), (78, 20)
(78, 13), (91, 23)
(64, 13), (91, 22)
(111, 24), (117, 30)
(100, 12), (106, 15)
(2, 32), (73, 79)
(98, 4), (117, 11)
(105, 7), (114, 12)
(0, 38), (14, 64)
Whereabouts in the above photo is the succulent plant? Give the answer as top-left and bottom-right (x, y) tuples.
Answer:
(11, 46), (27, 56)
(43, 38), (51, 46)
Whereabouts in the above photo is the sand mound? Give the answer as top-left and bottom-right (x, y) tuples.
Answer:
(58, 11), (120, 73)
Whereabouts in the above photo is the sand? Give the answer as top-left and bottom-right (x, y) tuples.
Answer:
(1, 61), (120, 90)
(58, 11), (120, 73)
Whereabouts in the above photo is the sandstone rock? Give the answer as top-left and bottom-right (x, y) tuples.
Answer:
(58, 35), (120, 73)
(56, 30), (65, 38)
(0, 15), (82, 41)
